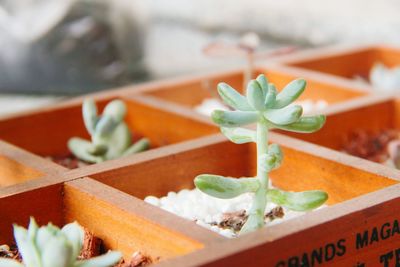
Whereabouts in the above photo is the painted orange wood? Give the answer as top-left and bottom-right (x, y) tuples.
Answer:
(0, 96), (216, 157)
(0, 141), (64, 187)
(64, 178), (204, 260)
(141, 67), (366, 110)
(157, 183), (400, 267)
(282, 95), (396, 150)
(278, 44), (400, 82)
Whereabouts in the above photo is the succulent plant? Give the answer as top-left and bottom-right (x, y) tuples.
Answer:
(194, 74), (328, 235)
(68, 99), (150, 163)
(0, 218), (121, 267)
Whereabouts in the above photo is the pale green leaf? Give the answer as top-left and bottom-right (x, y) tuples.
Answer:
(264, 83), (277, 108)
(103, 99), (126, 122)
(264, 105), (302, 126)
(212, 110), (259, 127)
(273, 79), (306, 108)
(220, 127), (256, 144)
(217, 83), (253, 111)
(68, 137), (104, 163)
(267, 115), (326, 133)
(122, 138), (150, 156)
(194, 175), (260, 199)
(267, 189), (328, 211)
(246, 80), (266, 111)
(82, 98), (98, 135)
(61, 222), (84, 261)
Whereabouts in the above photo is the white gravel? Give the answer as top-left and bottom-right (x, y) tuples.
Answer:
(195, 98), (328, 117)
(144, 181), (322, 238)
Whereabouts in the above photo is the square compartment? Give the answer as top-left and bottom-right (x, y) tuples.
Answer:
(279, 45), (400, 87)
(139, 66), (367, 115)
(0, 96), (217, 168)
(0, 177), (205, 263)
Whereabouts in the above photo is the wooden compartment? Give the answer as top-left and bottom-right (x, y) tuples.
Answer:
(0, 177), (206, 263)
(0, 140), (64, 187)
(282, 95), (400, 161)
(138, 66), (367, 116)
(0, 95), (217, 166)
(61, 132), (400, 266)
(73, 133), (398, 207)
(277, 44), (400, 88)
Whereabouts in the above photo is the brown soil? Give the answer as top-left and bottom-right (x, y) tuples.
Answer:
(0, 244), (20, 261)
(115, 251), (153, 267)
(48, 153), (90, 169)
(342, 129), (400, 163)
(215, 206), (285, 233)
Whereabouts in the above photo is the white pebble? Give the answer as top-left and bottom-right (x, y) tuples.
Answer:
(145, 187), (326, 238)
(144, 196), (160, 206)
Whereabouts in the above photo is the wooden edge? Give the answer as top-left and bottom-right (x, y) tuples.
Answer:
(123, 94), (213, 125)
(66, 177), (224, 245)
(156, 182), (400, 266)
(60, 134), (225, 180)
(270, 43), (379, 65)
(269, 131), (400, 181)
(0, 174), (65, 198)
(0, 140), (66, 174)
(318, 93), (395, 116)
(258, 63), (373, 93)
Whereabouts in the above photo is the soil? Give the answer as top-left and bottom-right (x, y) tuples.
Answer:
(214, 206), (285, 233)
(342, 129), (400, 163)
(47, 153), (90, 169)
(0, 229), (153, 267)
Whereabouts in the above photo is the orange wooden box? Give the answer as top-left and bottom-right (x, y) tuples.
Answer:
(274, 44), (400, 90)
(1, 48), (400, 266)
(138, 66), (368, 121)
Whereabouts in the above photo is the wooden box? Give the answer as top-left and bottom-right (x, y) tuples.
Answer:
(2, 47), (400, 266)
(137, 66), (368, 120)
(275, 44), (400, 90)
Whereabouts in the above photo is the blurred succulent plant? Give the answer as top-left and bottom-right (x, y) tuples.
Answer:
(0, 218), (121, 267)
(194, 74), (328, 235)
(370, 62), (400, 92)
(68, 99), (150, 163)
(203, 32), (296, 90)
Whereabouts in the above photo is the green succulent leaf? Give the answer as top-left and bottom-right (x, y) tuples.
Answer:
(220, 127), (256, 144)
(217, 83), (253, 111)
(75, 251), (122, 267)
(256, 74), (269, 96)
(102, 99), (127, 123)
(246, 80), (266, 111)
(194, 175), (260, 199)
(14, 225), (41, 267)
(122, 138), (150, 157)
(41, 235), (73, 267)
(239, 213), (264, 235)
(264, 105), (303, 126)
(212, 110), (259, 127)
(0, 258), (24, 267)
(259, 144), (283, 172)
(267, 189), (328, 211)
(104, 123), (132, 160)
(82, 99), (98, 135)
(94, 116), (119, 137)
(61, 222), (84, 261)
(273, 79), (306, 109)
(264, 83), (277, 108)
(267, 115), (326, 133)
(68, 138), (104, 163)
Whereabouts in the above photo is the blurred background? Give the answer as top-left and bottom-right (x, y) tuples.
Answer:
(0, 0), (398, 115)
